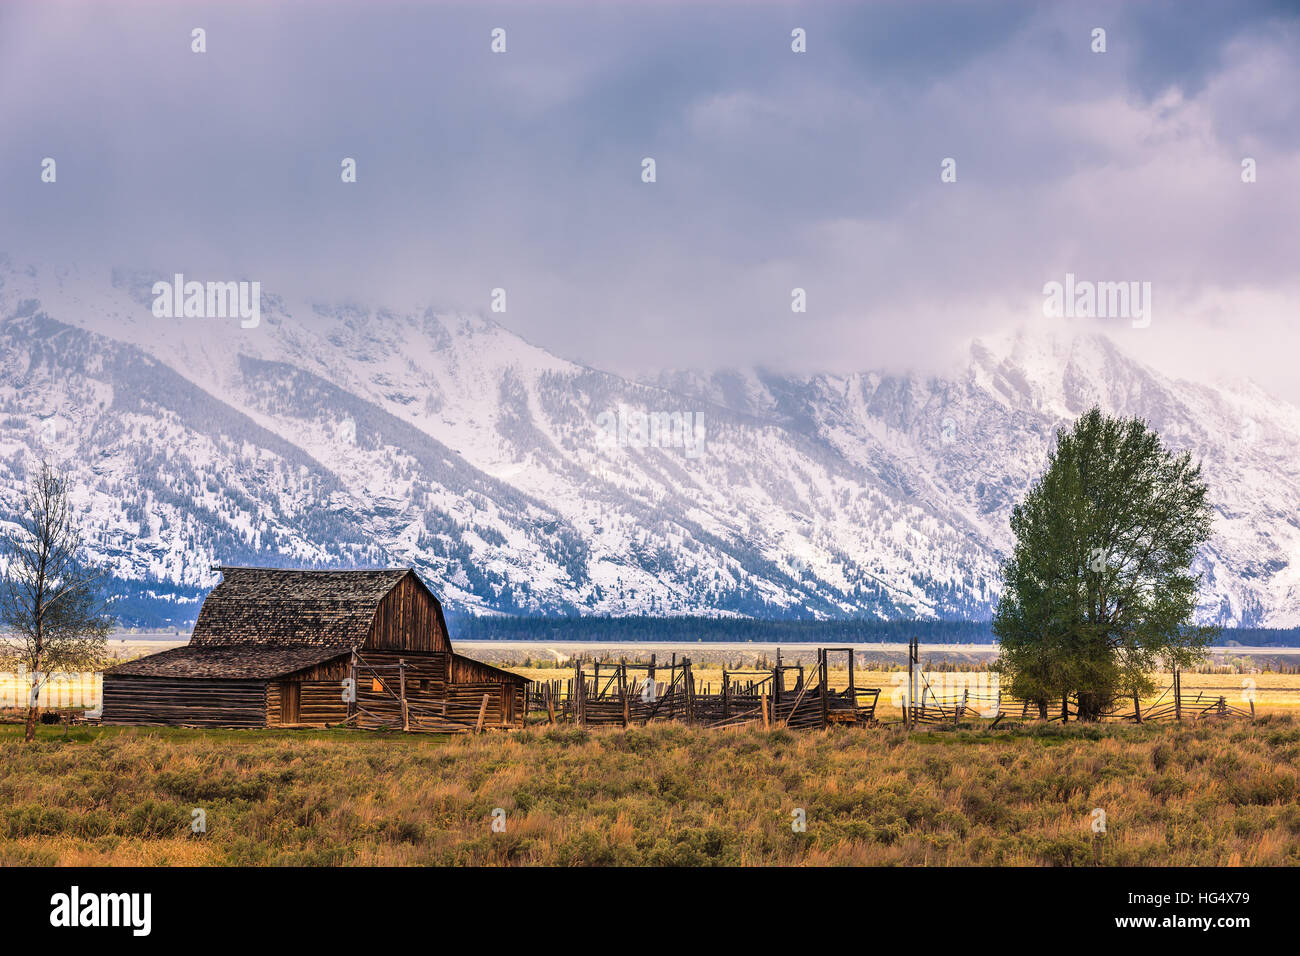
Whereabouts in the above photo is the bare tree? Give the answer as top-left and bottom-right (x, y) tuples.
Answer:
(0, 460), (111, 740)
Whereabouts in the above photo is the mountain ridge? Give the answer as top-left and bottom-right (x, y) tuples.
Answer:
(2, 262), (1297, 627)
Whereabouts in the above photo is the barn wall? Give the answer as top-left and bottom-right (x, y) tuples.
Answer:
(359, 650), (449, 685)
(264, 679), (354, 727)
(347, 649), (526, 729)
(450, 654), (522, 685)
(445, 682), (508, 725)
(364, 574), (451, 653)
(298, 682), (349, 725)
(102, 677), (268, 728)
(288, 656), (352, 682)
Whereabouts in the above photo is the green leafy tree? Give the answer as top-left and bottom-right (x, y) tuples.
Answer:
(993, 408), (1215, 720)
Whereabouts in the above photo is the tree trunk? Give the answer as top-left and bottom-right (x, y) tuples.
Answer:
(1077, 691), (1107, 722)
(24, 643), (43, 742)
(24, 671), (40, 742)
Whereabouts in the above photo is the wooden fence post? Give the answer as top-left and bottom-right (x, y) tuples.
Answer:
(818, 649), (829, 729)
(685, 659), (695, 721)
(775, 648), (784, 706)
(669, 654), (676, 719)
(574, 663), (585, 727)
(475, 693), (489, 734)
(399, 658), (410, 732)
(906, 636), (918, 731)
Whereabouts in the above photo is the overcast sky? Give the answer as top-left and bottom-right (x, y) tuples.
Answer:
(2, 1), (1298, 394)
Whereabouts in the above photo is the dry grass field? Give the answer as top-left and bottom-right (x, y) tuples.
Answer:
(2, 717), (1298, 866)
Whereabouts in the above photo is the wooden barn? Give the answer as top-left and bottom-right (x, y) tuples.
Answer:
(101, 568), (529, 731)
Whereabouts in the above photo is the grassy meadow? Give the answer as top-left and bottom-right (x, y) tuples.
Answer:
(2, 717), (1298, 866)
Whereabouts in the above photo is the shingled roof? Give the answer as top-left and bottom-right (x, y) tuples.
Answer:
(105, 644), (351, 679)
(188, 567), (415, 648)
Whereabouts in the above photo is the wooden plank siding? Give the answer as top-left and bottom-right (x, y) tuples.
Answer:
(350, 651), (523, 730)
(364, 574), (451, 654)
(102, 677), (268, 728)
(298, 682), (348, 725)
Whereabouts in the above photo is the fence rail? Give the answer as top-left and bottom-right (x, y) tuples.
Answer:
(527, 648), (881, 731)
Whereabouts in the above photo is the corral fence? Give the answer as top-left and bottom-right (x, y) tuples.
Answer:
(528, 641), (1257, 733)
(333, 651), (507, 734)
(529, 648), (879, 730)
(903, 650), (1256, 728)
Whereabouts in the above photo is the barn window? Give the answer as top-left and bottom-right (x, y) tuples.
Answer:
(420, 679), (429, 693)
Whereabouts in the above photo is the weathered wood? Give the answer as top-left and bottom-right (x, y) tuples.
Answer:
(399, 658), (409, 731)
(101, 677), (268, 727)
(365, 572), (452, 654)
(104, 568), (529, 731)
(819, 650), (829, 728)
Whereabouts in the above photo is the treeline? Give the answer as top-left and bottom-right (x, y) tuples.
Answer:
(444, 615), (1300, 647)
(1218, 626), (1300, 647)
(444, 615), (996, 644)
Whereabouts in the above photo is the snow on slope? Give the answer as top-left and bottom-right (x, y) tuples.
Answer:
(1, 260), (1297, 625)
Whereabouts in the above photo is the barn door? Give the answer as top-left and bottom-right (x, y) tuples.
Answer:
(280, 683), (300, 724)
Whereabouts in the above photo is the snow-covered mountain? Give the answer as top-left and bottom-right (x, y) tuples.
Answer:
(2, 261), (1298, 626)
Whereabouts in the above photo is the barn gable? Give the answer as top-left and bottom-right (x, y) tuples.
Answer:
(101, 567), (524, 729)
(363, 569), (453, 654)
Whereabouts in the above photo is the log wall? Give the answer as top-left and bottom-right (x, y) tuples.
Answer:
(350, 651), (525, 730)
(102, 677), (268, 728)
(104, 650), (526, 731)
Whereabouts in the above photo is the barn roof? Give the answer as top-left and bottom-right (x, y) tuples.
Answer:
(104, 644), (351, 679)
(189, 567), (418, 648)
(104, 567), (529, 687)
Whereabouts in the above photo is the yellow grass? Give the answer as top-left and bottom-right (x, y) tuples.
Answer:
(2, 718), (1298, 866)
